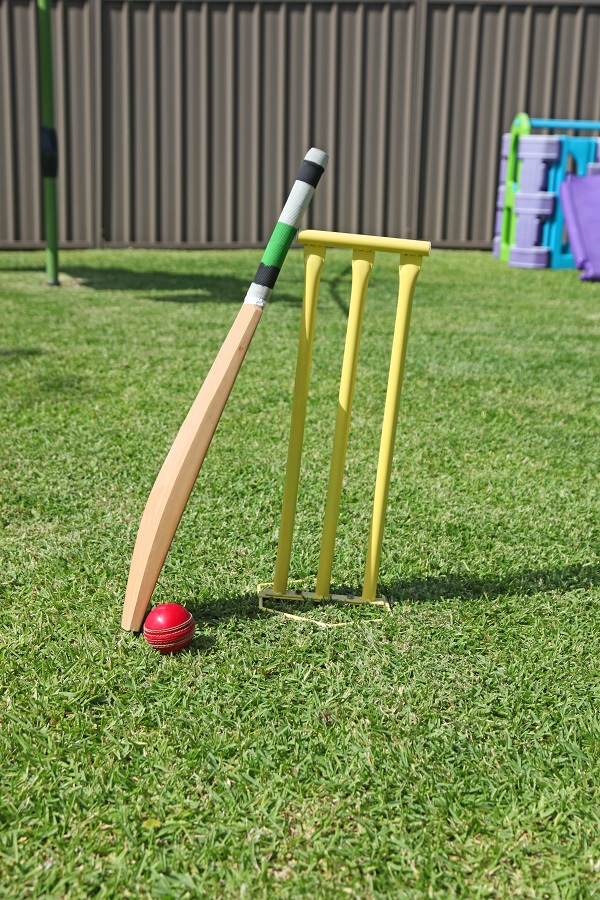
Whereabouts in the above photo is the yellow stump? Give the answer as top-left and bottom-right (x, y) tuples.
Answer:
(272, 244), (326, 594)
(315, 249), (374, 598)
(361, 255), (421, 602)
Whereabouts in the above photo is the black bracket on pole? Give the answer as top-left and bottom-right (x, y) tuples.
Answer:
(40, 126), (58, 179)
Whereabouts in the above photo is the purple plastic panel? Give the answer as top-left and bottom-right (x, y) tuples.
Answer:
(509, 246), (550, 268)
(518, 135), (561, 160)
(498, 133), (511, 185)
(560, 173), (600, 281)
(515, 214), (543, 248)
(587, 163), (600, 175)
(494, 209), (503, 238)
(513, 191), (554, 254)
(493, 186), (506, 244)
(514, 192), (555, 216)
(520, 159), (548, 191)
(493, 236), (501, 258)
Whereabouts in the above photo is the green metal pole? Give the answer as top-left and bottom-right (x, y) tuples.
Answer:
(37, 0), (59, 285)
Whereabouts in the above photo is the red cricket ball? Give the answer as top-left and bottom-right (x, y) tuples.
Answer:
(143, 603), (195, 654)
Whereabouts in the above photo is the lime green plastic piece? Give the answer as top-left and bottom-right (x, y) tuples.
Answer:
(499, 113), (531, 263)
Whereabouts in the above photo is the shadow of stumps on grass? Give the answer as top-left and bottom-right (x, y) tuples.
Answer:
(187, 564), (598, 625)
(188, 594), (261, 626)
(385, 563), (599, 606)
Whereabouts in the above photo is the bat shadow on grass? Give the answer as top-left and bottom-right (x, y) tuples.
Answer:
(318, 270), (352, 318)
(63, 266), (302, 307)
(188, 594), (262, 626)
(0, 347), (45, 359)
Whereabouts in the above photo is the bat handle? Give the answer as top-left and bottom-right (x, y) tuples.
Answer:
(243, 148), (329, 308)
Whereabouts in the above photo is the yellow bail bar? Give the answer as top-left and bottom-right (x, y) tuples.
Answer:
(298, 229), (431, 258)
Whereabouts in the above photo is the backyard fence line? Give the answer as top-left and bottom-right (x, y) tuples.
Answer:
(1, 0), (600, 250)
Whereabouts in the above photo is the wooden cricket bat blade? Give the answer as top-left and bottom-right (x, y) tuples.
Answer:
(121, 147), (328, 631)
(122, 303), (262, 631)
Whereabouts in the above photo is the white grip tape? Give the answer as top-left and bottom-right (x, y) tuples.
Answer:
(243, 284), (271, 307)
(305, 148), (329, 168)
(279, 184), (315, 228)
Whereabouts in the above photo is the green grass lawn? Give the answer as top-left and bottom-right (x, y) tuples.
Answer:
(1, 246), (599, 898)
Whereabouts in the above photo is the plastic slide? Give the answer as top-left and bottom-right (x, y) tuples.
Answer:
(559, 174), (600, 282)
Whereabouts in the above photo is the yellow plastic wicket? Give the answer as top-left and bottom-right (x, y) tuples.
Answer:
(262, 229), (430, 610)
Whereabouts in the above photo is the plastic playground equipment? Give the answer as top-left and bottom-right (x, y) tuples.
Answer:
(493, 112), (600, 273)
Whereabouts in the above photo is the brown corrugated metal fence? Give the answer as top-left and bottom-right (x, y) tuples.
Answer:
(1, 0), (599, 249)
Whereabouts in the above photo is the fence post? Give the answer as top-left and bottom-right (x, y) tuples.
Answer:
(37, 0), (59, 284)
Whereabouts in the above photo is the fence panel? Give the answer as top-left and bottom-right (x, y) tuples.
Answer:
(0, 0), (96, 247)
(1, 0), (42, 245)
(98, 0), (420, 246)
(417, 0), (600, 246)
(1, 0), (599, 249)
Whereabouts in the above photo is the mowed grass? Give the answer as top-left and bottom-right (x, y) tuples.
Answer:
(1, 246), (599, 898)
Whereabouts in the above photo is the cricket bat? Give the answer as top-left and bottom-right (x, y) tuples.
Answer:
(122, 148), (329, 631)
